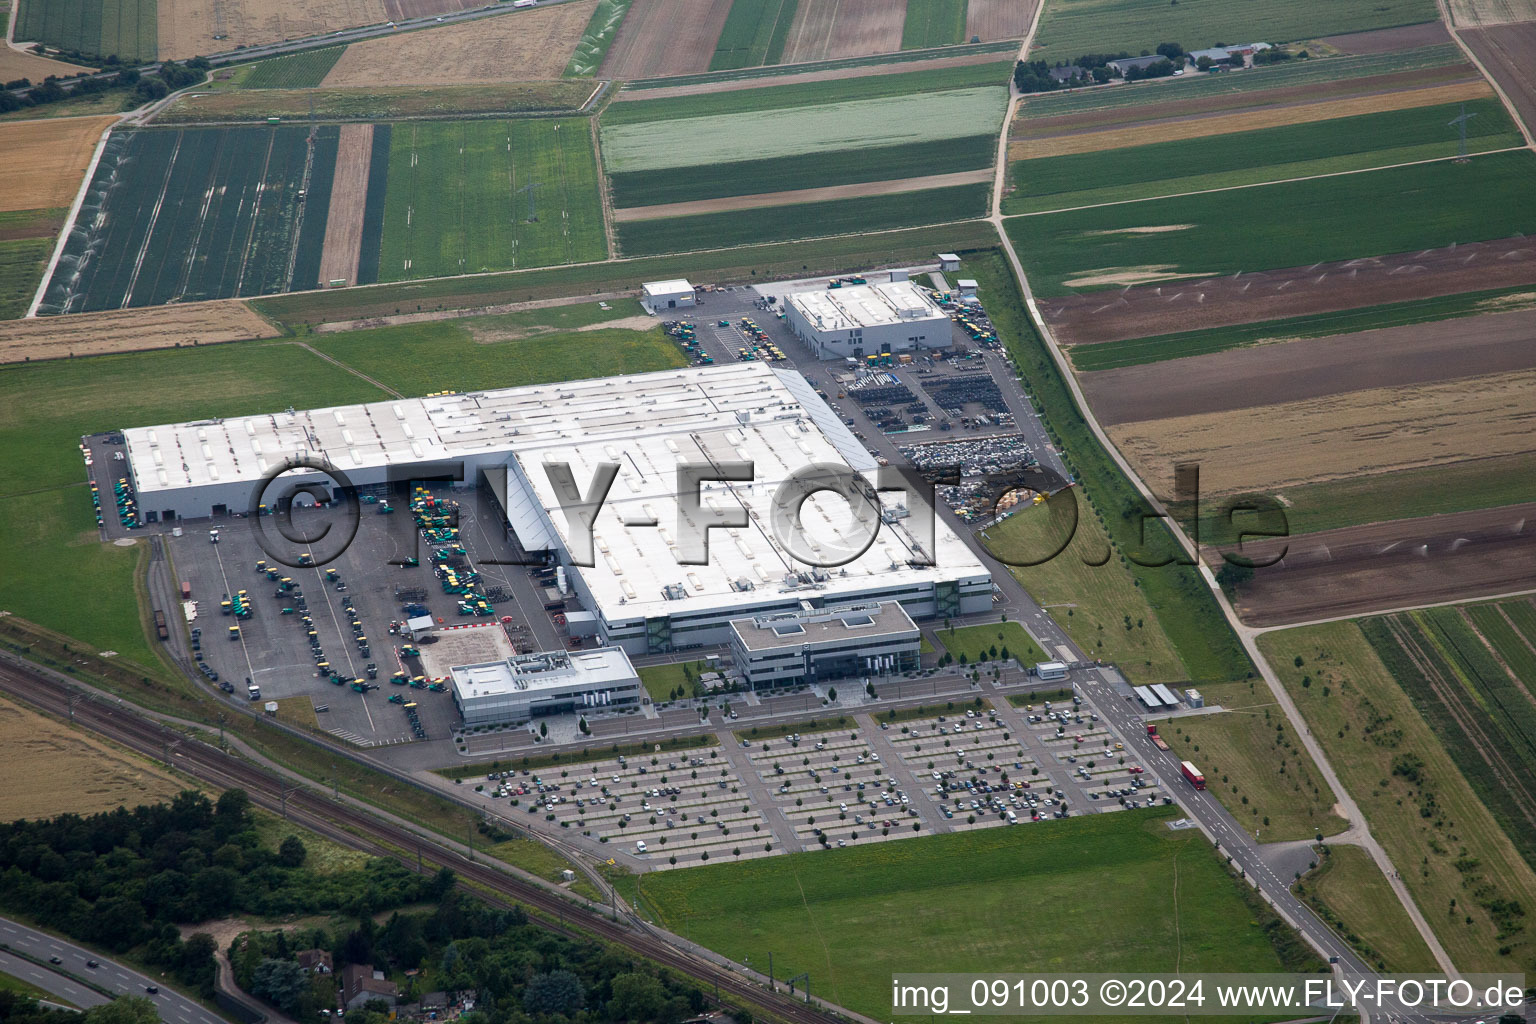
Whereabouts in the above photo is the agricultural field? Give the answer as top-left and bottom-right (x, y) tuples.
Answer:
(1028, 0), (1439, 63)
(1461, 22), (1536, 139)
(965, 0), (1036, 40)
(0, 298), (277, 362)
(614, 169), (993, 221)
(777, 0), (905, 63)
(709, 0), (798, 69)
(316, 123), (375, 288)
(1007, 149), (1536, 296)
(1260, 623), (1536, 972)
(565, 0), (634, 75)
(1294, 845), (1440, 972)
(0, 695), (187, 821)
(622, 810), (1320, 1023)
(42, 124), (338, 313)
(901, 0), (965, 49)
(376, 118), (605, 282)
(13, 0), (156, 62)
(622, 38), (1018, 89)
(0, 41), (91, 82)
(0, 116), (116, 213)
(234, 45), (345, 88)
(0, 238), (53, 321)
(156, 80), (595, 122)
(152, 0), (490, 63)
(321, 1), (598, 85)
(597, 0), (733, 79)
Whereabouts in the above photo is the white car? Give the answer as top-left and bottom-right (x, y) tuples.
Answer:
(635, 841), (647, 853)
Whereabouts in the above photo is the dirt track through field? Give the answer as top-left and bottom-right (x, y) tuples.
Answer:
(780, 0), (905, 63)
(0, 302), (277, 363)
(1317, 21), (1451, 53)
(322, 1), (596, 84)
(0, 116), (116, 211)
(599, 0), (732, 78)
(965, 0), (1036, 41)
(1010, 79), (1494, 159)
(1081, 305), (1536, 425)
(611, 168), (993, 219)
(613, 50), (1009, 99)
(1461, 22), (1536, 140)
(317, 123), (373, 287)
(1222, 503), (1536, 625)
(1041, 236), (1536, 344)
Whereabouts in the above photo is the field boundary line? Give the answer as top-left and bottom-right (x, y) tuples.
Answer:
(25, 117), (124, 318)
(1009, 145), (1529, 217)
(612, 168), (994, 221)
(1248, 583), (1536, 634)
(1436, 0), (1536, 148)
(288, 340), (403, 398)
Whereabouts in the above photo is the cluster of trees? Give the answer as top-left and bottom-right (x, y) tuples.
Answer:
(234, 891), (714, 1024)
(0, 58), (208, 115)
(0, 994), (161, 1024)
(0, 791), (446, 997)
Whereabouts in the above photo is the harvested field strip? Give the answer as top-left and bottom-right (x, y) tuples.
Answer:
(1029, 0), (1438, 63)
(1007, 96), (1518, 213)
(623, 39), (1016, 88)
(965, 0), (1034, 40)
(15, 0), (156, 61)
(600, 85), (1006, 171)
(0, 116), (116, 212)
(0, 239), (51, 321)
(901, 0), (966, 49)
(780, 0), (906, 63)
(156, 81), (594, 124)
(1016, 46), (1468, 122)
(1066, 284), (1536, 371)
(0, 299), (278, 363)
(1010, 80), (1495, 159)
(608, 134), (996, 206)
(1449, 0), (1536, 25)
(238, 46), (345, 89)
(317, 123), (374, 288)
(1317, 21), (1450, 53)
(1106, 367), (1536, 499)
(612, 169), (993, 220)
(614, 184), (988, 255)
(355, 124), (392, 287)
(603, 59), (1010, 123)
(1460, 23), (1536, 145)
(597, 0), (732, 79)
(0, 208), (64, 242)
(0, 45), (90, 82)
(1008, 149), (1536, 296)
(710, 0), (799, 69)
(565, 0), (633, 75)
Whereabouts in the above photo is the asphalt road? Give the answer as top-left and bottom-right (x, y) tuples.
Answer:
(0, 917), (229, 1024)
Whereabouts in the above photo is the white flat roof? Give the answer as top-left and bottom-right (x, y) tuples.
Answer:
(643, 279), (692, 295)
(452, 646), (637, 699)
(789, 280), (947, 334)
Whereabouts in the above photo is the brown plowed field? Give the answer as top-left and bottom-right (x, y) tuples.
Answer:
(1317, 21), (1450, 53)
(1010, 79), (1492, 159)
(1220, 503), (1536, 626)
(965, 0), (1035, 42)
(598, 0), (732, 79)
(612, 168), (993, 219)
(316, 123), (372, 287)
(613, 50), (1009, 99)
(0, 116), (115, 212)
(381, 0), (478, 19)
(1461, 23), (1536, 139)
(0, 46), (89, 82)
(1082, 306), (1536, 425)
(0, 302), (277, 363)
(1042, 236), (1536, 345)
(322, 1), (595, 83)
(1106, 367), (1536, 499)
(1013, 64), (1479, 137)
(779, 0), (904, 63)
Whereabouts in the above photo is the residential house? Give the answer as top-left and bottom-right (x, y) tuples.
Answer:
(342, 964), (398, 1010)
(296, 950), (333, 975)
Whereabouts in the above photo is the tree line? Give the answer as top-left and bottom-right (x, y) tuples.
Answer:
(0, 58), (209, 115)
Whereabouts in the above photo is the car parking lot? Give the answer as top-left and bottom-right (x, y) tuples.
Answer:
(884, 707), (1050, 827)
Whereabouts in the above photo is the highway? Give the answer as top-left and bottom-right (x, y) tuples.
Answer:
(0, 917), (226, 1024)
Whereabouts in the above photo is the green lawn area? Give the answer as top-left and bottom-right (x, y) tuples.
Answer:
(1294, 844), (1440, 972)
(0, 239), (51, 321)
(307, 320), (687, 396)
(1258, 623), (1536, 974)
(1161, 708), (1348, 842)
(637, 660), (711, 703)
(378, 118), (606, 281)
(979, 503), (1188, 683)
(436, 735), (719, 779)
(622, 810), (1321, 1022)
(250, 806), (370, 874)
(734, 715), (859, 742)
(1029, 0), (1437, 62)
(901, 0), (967, 49)
(1006, 98), (1520, 214)
(1007, 149), (1536, 295)
(933, 620), (1045, 665)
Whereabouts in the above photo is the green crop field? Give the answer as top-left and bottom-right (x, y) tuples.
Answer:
(236, 46), (346, 89)
(902, 0), (966, 48)
(933, 621), (1045, 665)
(15, 0), (156, 62)
(710, 0), (798, 70)
(377, 118), (605, 283)
(1294, 845), (1440, 972)
(565, 0), (634, 76)
(609, 134), (995, 207)
(600, 86), (1007, 172)
(603, 60), (1010, 125)
(0, 238), (51, 320)
(615, 183), (989, 256)
(622, 811), (1320, 1022)
(158, 81), (594, 123)
(623, 39), (1018, 89)
(1007, 98), (1521, 214)
(1029, 0), (1438, 63)
(1260, 622), (1536, 972)
(1007, 149), (1536, 295)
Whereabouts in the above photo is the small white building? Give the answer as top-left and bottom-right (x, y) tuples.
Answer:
(451, 646), (642, 726)
(1034, 660), (1068, 681)
(642, 279), (695, 314)
(956, 278), (978, 297)
(937, 253), (961, 272)
(1185, 688), (1205, 708)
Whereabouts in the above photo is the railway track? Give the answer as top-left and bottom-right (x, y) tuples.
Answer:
(0, 658), (847, 1024)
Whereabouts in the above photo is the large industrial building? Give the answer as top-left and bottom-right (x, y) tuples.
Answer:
(784, 279), (951, 360)
(729, 600), (921, 689)
(120, 362), (992, 657)
(451, 647), (642, 727)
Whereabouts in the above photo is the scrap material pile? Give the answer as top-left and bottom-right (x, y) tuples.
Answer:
(898, 435), (1041, 522)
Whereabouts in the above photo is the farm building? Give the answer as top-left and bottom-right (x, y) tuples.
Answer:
(1188, 42), (1271, 65)
(1107, 55), (1173, 76)
(120, 362), (991, 656)
(784, 280), (951, 360)
(729, 600), (921, 689)
(642, 279), (695, 313)
(450, 647), (642, 727)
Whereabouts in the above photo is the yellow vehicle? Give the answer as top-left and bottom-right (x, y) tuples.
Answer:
(228, 625), (241, 640)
